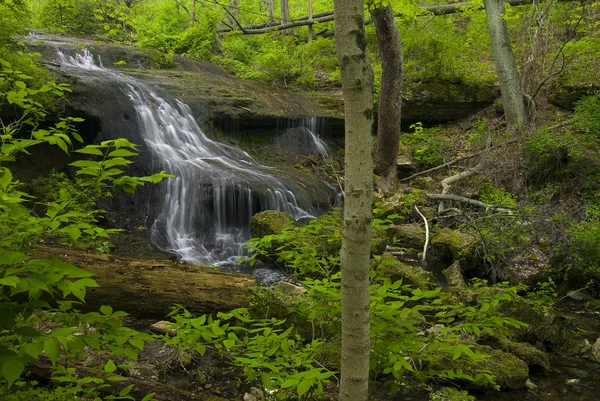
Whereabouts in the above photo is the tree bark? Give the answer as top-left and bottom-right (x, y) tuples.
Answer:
(230, 0), (239, 23)
(32, 246), (255, 318)
(280, 0), (290, 34)
(334, 0), (374, 399)
(308, 0), (313, 41)
(483, 0), (528, 127)
(266, 0), (276, 23)
(371, 5), (403, 192)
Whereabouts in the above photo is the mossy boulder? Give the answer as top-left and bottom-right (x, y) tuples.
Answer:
(374, 254), (434, 289)
(249, 210), (294, 238)
(499, 298), (569, 349)
(385, 223), (426, 251)
(477, 346), (529, 390)
(431, 228), (477, 261)
(438, 345), (529, 390)
(373, 190), (426, 219)
(492, 336), (550, 370)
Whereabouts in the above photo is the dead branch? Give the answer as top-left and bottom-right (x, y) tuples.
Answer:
(427, 193), (514, 214)
(218, 0), (535, 35)
(414, 206), (430, 262)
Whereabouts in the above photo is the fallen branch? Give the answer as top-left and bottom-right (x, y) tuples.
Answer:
(427, 193), (514, 214)
(219, 0), (535, 35)
(414, 205), (429, 262)
(399, 139), (518, 183)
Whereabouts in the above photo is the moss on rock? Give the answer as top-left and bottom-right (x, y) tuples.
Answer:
(249, 210), (294, 238)
(494, 337), (551, 370)
(431, 228), (477, 261)
(478, 346), (529, 390)
(374, 254), (434, 289)
(385, 224), (426, 251)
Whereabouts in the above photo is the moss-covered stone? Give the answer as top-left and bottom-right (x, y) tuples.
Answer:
(249, 210), (294, 238)
(431, 228), (477, 261)
(374, 254), (434, 289)
(374, 189), (426, 219)
(494, 337), (551, 370)
(499, 298), (569, 349)
(442, 260), (477, 303)
(385, 224), (426, 251)
(438, 345), (529, 390)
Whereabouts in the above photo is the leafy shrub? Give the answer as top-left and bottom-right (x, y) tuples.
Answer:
(401, 123), (454, 168)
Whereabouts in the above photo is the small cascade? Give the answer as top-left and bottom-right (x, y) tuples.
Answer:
(56, 49), (316, 266)
(299, 116), (330, 157)
(273, 116), (331, 157)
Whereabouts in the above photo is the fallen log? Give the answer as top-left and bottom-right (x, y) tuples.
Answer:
(32, 246), (256, 318)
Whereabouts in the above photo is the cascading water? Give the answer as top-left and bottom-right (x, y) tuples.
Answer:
(299, 116), (330, 157)
(56, 49), (316, 266)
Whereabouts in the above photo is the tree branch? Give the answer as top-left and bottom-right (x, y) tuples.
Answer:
(427, 193), (514, 214)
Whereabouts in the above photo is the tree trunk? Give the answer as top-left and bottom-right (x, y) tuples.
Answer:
(333, 0), (374, 399)
(280, 0), (290, 34)
(33, 246), (254, 318)
(371, 5), (403, 192)
(230, 0), (239, 23)
(483, 0), (528, 127)
(308, 0), (313, 41)
(266, 0), (276, 23)
(190, 0), (196, 25)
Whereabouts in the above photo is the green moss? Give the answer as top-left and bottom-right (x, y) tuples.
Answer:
(374, 254), (434, 289)
(249, 210), (294, 238)
(431, 228), (477, 260)
(477, 346), (529, 390)
(495, 337), (550, 370)
(385, 224), (425, 251)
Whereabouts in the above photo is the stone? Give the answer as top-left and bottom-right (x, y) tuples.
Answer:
(504, 247), (549, 286)
(565, 378), (581, 386)
(385, 224), (426, 250)
(496, 337), (550, 370)
(590, 338), (600, 363)
(150, 321), (178, 336)
(374, 254), (434, 289)
(430, 228), (477, 262)
(525, 379), (539, 391)
(249, 210), (294, 238)
(243, 393), (258, 401)
(273, 281), (306, 296)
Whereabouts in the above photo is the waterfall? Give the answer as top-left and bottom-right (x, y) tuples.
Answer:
(300, 116), (330, 157)
(56, 49), (316, 266)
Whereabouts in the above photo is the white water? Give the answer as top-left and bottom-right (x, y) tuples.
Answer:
(300, 117), (330, 157)
(57, 49), (315, 266)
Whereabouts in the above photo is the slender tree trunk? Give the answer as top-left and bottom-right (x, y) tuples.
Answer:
(280, 0), (290, 34)
(266, 0), (276, 23)
(483, 0), (528, 127)
(230, 0), (239, 22)
(190, 0), (196, 25)
(308, 0), (313, 41)
(334, 0), (374, 399)
(371, 5), (403, 191)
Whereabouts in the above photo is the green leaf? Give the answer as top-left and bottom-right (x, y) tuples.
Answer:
(119, 384), (134, 396)
(104, 360), (117, 373)
(297, 379), (312, 397)
(1, 359), (24, 386)
(14, 326), (42, 337)
(44, 338), (60, 365)
(100, 305), (113, 316)
(108, 148), (138, 157)
(23, 343), (44, 359)
(129, 338), (144, 350)
(0, 276), (20, 287)
(280, 378), (299, 388)
(195, 343), (206, 356)
(75, 147), (104, 156)
(0, 167), (13, 189)
(141, 393), (156, 401)
(223, 339), (235, 349)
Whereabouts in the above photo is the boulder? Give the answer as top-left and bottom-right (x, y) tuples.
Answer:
(374, 254), (434, 289)
(249, 210), (294, 238)
(504, 247), (549, 286)
(430, 228), (477, 262)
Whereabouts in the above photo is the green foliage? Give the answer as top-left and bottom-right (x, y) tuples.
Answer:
(401, 123), (454, 168)
(0, 57), (168, 399)
(163, 307), (334, 400)
(573, 91), (600, 134)
(477, 182), (517, 208)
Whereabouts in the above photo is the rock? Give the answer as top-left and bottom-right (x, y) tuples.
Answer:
(243, 393), (258, 401)
(374, 190), (426, 219)
(195, 370), (207, 387)
(548, 83), (600, 110)
(374, 254), (434, 289)
(565, 378), (581, 386)
(385, 223), (426, 250)
(250, 210), (294, 238)
(504, 247), (549, 286)
(495, 337), (551, 371)
(273, 281), (306, 296)
(564, 367), (590, 379)
(412, 177), (441, 192)
(250, 387), (264, 399)
(525, 379), (539, 391)
(430, 228), (477, 262)
(590, 338), (600, 362)
(150, 321), (178, 335)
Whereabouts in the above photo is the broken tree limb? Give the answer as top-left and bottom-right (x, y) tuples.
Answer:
(427, 193), (514, 214)
(438, 164), (482, 214)
(218, 0), (535, 34)
(32, 246), (255, 318)
(414, 206), (430, 262)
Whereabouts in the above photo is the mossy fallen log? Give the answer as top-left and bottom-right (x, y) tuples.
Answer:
(32, 246), (255, 318)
